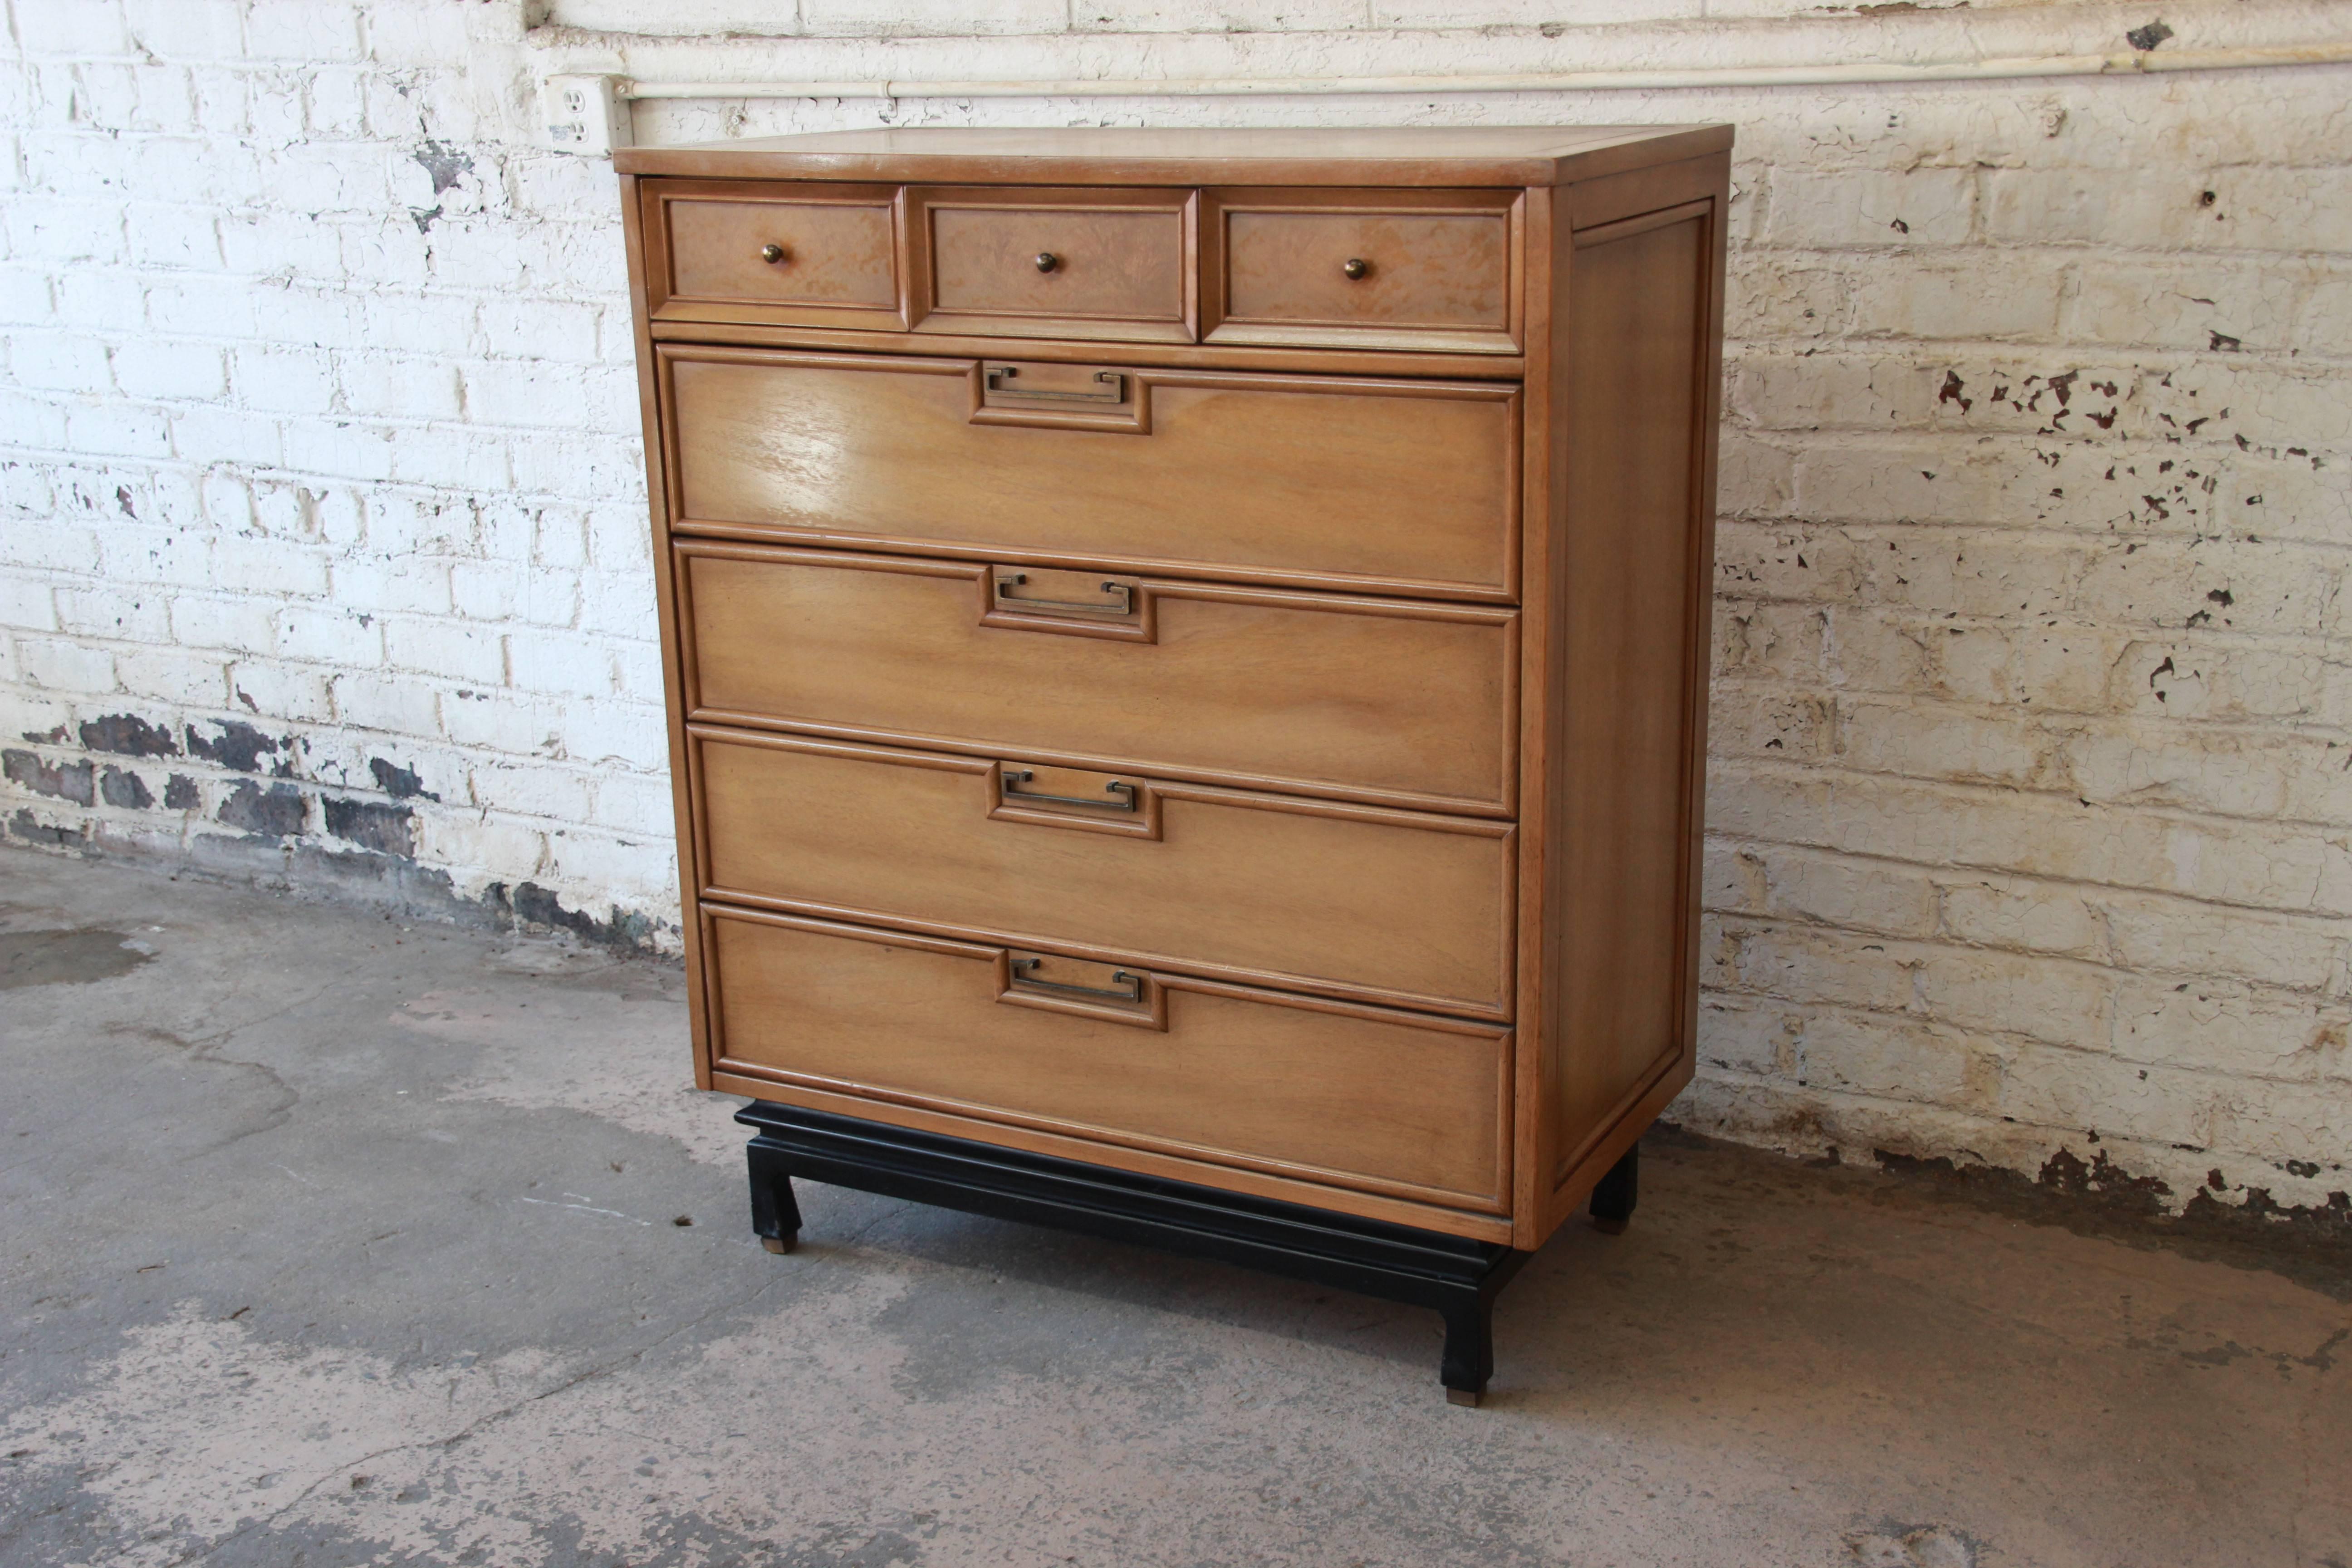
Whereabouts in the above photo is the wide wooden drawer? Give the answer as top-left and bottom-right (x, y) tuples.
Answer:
(661, 346), (1519, 598)
(1205, 189), (1523, 353)
(691, 728), (1514, 1018)
(639, 180), (906, 331)
(911, 186), (1194, 343)
(703, 906), (1511, 1212)
(677, 543), (1518, 816)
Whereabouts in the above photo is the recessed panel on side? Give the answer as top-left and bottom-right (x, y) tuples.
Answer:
(1551, 207), (1711, 1187)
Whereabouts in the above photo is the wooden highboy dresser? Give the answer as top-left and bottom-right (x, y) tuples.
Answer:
(616, 127), (1730, 1403)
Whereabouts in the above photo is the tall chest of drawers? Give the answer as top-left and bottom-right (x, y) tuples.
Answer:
(616, 127), (1730, 1402)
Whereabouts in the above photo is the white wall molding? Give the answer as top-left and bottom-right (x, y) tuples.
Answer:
(610, 40), (2352, 104)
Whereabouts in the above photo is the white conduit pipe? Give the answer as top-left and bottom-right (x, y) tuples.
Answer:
(621, 42), (2352, 101)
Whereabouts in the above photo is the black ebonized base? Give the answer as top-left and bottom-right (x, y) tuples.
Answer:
(737, 1102), (1637, 1403)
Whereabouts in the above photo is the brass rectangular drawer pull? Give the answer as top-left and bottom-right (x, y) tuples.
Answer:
(1003, 771), (1137, 812)
(985, 366), (1126, 404)
(1009, 957), (1144, 1004)
(994, 573), (1133, 616)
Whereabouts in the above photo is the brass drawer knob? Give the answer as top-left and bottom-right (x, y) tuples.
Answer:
(1342, 257), (1370, 280)
(760, 243), (788, 264)
(1034, 251), (1059, 273)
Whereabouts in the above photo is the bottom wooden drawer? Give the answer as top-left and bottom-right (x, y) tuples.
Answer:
(702, 905), (1510, 1214)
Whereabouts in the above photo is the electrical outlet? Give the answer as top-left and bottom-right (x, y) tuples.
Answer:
(542, 74), (632, 155)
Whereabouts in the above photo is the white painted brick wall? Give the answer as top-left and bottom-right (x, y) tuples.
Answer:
(3, 0), (2347, 1216)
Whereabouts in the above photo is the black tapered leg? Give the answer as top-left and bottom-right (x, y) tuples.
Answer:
(1588, 1142), (1639, 1235)
(1438, 1287), (1497, 1406)
(748, 1140), (803, 1254)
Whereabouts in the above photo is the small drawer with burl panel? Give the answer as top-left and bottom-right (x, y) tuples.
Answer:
(1203, 188), (1523, 354)
(907, 185), (1196, 343)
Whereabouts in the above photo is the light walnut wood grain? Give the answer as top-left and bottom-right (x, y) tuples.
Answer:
(661, 345), (1518, 599)
(677, 544), (1519, 815)
(615, 125), (1735, 191)
(690, 727), (1515, 1017)
(703, 906), (1511, 1211)
(1548, 198), (1716, 1202)
(1567, 154), (1728, 232)
(649, 318), (1525, 381)
(641, 180), (906, 333)
(1509, 181), (1563, 1241)
(669, 198), (896, 307)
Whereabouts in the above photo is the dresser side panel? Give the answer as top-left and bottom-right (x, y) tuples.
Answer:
(1544, 177), (1726, 1225)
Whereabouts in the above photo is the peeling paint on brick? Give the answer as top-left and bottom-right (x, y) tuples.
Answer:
(184, 721), (287, 776)
(368, 757), (438, 802)
(490, 881), (658, 956)
(1861, 1139), (2352, 1298)
(323, 796), (415, 858)
(217, 781), (306, 839)
(79, 715), (179, 759)
(9, 810), (91, 852)
(4, 750), (95, 807)
(98, 766), (152, 810)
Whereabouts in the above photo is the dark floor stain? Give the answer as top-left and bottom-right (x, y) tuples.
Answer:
(0, 928), (153, 990)
(1663, 1127), (2352, 1301)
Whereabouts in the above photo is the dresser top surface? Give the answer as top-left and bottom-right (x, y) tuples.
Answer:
(613, 124), (1733, 187)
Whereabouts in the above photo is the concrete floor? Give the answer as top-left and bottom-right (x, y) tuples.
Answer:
(1, 850), (2347, 1568)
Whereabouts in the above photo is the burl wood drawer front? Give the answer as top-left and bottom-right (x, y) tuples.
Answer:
(677, 544), (1517, 816)
(691, 728), (1514, 1018)
(909, 186), (1195, 343)
(1204, 189), (1522, 353)
(662, 347), (1519, 599)
(703, 906), (1510, 1211)
(641, 181), (905, 331)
